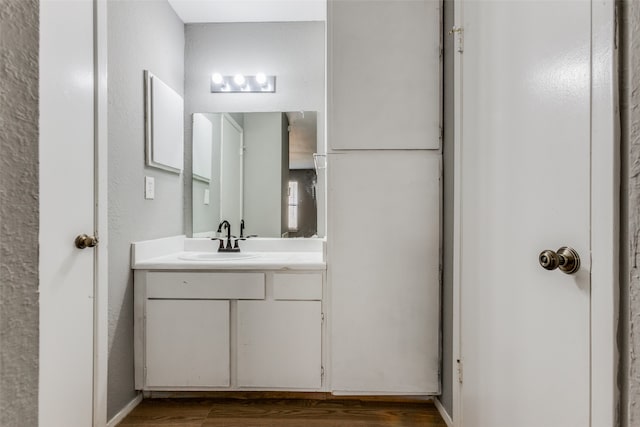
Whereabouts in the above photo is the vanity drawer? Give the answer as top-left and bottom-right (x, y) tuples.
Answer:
(147, 272), (265, 300)
(273, 273), (323, 301)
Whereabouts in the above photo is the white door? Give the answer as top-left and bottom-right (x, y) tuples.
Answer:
(219, 114), (243, 236)
(39, 0), (97, 425)
(456, 1), (612, 426)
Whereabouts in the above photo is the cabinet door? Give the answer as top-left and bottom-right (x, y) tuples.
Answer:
(237, 301), (321, 389)
(328, 151), (440, 394)
(328, 0), (440, 150)
(146, 299), (230, 387)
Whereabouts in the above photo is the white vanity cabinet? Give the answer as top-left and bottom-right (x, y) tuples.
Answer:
(134, 269), (325, 392)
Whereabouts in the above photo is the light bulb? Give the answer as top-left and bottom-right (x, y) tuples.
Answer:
(256, 73), (267, 85)
(211, 73), (223, 84)
(233, 74), (246, 86)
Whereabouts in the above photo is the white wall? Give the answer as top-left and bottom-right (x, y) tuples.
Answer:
(0, 1), (39, 425)
(183, 22), (325, 237)
(107, 0), (184, 419)
(243, 113), (285, 237)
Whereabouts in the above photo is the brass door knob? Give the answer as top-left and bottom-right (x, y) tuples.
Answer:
(75, 234), (98, 249)
(539, 246), (580, 274)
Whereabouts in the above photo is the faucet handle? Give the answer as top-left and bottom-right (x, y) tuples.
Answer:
(233, 237), (247, 249)
(211, 237), (225, 250)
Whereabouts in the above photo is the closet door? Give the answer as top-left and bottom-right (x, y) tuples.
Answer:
(328, 0), (441, 395)
(328, 0), (441, 150)
(328, 151), (440, 394)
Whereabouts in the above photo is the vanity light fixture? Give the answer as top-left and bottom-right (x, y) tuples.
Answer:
(210, 73), (276, 93)
(255, 72), (267, 85)
(233, 74), (246, 86)
(211, 73), (224, 85)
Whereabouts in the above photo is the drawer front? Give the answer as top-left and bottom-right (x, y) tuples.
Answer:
(273, 273), (323, 301)
(147, 272), (265, 300)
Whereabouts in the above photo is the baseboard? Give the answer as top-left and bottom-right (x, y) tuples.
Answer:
(143, 390), (431, 403)
(107, 393), (143, 427)
(433, 397), (453, 427)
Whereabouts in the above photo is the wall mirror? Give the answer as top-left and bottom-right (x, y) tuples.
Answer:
(191, 111), (322, 239)
(183, 19), (326, 239)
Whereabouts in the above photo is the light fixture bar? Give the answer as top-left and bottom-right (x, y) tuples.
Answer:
(210, 74), (276, 93)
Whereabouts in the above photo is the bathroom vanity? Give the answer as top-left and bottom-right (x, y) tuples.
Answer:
(132, 229), (440, 396)
(132, 236), (327, 392)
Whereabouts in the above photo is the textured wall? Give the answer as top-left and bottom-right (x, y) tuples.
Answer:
(183, 22), (325, 237)
(621, 1), (640, 424)
(107, 0), (184, 419)
(0, 0), (39, 426)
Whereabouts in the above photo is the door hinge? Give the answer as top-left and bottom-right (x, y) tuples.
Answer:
(321, 312), (325, 323)
(144, 366), (148, 384)
(449, 26), (464, 53)
(321, 366), (325, 378)
(457, 359), (463, 384)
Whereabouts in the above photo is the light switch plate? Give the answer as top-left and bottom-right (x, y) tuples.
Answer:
(145, 176), (155, 200)
(204, 189), (210, 205)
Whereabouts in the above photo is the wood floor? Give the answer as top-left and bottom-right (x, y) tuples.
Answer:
(118, 398), (448, 426)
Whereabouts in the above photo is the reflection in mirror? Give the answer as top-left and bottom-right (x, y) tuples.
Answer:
(219, 114), (243, 234)
(191, 111), (319, 238)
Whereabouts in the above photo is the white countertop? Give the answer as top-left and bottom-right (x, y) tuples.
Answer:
(133, 251), (325, 270)
(131, 236), (326, 271)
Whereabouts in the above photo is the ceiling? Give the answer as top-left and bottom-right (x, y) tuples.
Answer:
(167, 0), (326, 23)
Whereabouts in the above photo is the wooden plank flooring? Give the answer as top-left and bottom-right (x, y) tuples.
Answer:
(118, 398), (447, 427)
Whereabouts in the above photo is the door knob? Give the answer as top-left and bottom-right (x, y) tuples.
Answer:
(75, 234), (98, 249)
(539, 246), (580, 274)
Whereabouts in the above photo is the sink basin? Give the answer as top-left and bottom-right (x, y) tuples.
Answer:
(178, 252), (261, 261)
